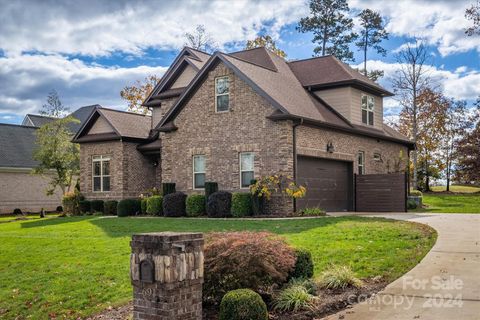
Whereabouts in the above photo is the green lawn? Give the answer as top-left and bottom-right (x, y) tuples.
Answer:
(0, 216), (436, 319)
(430, 185), (480, 193)
(417, 193), (480, 213)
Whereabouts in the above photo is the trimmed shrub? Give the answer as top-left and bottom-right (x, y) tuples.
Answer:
(206, 191), (232, 218)
(163, 192), (187, 217)
(219, 289), (268, 320)
(204, 231), (296, 304)
(141, 198), (147, 214)
(62, 191), (83, 215)
(289, 249), (314, 280)
(79, 200), (91, 214)
(410, 190), (423, 197)
(56, 206), (63, 212)
(407, 199), (418, 209)
(204, 182), (218, 200)
(299, 207), (326, 216)
(104, 200), (118, 215)
(186, 194), (206, 217)
(90, 200), (104, 213)
(317, 265), (363, 290)
(162, 183), (176, 196)
(146, 195), (163, 216)
(13, 208), (23, 215)
(117, 199), (141, 217)
(231, 192), (252, 217)
(273, 284), (315, 312)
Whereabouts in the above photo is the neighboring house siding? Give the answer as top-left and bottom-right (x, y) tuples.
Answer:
(80, 141), (155, 200)
(296, 125), (408, 175)
(0, 169), (62, 213)
(170, 65), (196, 89)
(88, 116), (115, 134)
(160, 62), (294, 213)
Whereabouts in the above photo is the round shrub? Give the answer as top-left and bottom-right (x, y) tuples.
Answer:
(13, 208), (23, 215)
(206, 191), (232, 218)
(186, 194), (205, 217)
(231, 192), (252, 217)
(104, 200), (118, 215)
(56, 206), (63, 212)
(79, 200), (91, 214)
(90, 200), (104, 213)
(407, 199), (418, 209)
(117, 198), (141, 217)
(146, 195), (163, 216)
(204, 231), (296, 304)
(289, 249), (314, 280)
(410, 190), (423, 197)
(162, 192), (187, 217)
(204, 182), (218, 201)
(219, 289), (268, 320)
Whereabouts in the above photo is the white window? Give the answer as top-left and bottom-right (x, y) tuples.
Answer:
(357, 151), (365, 175)
(92, 155), (111, 192)
(215, 76), (230, 112)
(240, 152), (254, 188)
(361, 95), (375, 125)
(193, 155), (206, 189)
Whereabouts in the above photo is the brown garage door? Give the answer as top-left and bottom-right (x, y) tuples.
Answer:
(297, 156), (353, 212)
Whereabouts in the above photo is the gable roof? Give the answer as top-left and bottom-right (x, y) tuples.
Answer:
(288, 55), (393, 96)
(22, 114), (56, 127)
(72, 107), (151, 143)
(0, 124), (39, 168)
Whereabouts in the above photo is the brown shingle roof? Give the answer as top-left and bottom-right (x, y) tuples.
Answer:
(97, 108), (151, 139)
(288, 55), (393, 96)
(230, 47), (277, 71)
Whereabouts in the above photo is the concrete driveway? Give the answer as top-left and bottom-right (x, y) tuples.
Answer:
(323, 213), (480, 320)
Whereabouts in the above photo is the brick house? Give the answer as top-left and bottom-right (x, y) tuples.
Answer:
(73, 47), (413, 213)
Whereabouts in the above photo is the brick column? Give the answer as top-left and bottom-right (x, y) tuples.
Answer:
(130, 232), (204, 320)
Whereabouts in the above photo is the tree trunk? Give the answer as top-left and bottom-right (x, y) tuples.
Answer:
(363, 29), (368, 76)
(425, 159), (430, 192)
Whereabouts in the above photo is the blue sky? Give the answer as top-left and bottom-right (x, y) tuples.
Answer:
(0, 0), (478, 125)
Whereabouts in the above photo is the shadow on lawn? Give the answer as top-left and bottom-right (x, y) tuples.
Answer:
(20, 215), (97, 229)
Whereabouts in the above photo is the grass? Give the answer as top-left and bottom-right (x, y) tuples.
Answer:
(429, 185), (480, 193)
(0, 216), (436, 319)
(416, 193), (480, 213)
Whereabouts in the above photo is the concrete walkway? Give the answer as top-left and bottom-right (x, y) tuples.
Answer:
(323, 213), (480, 320)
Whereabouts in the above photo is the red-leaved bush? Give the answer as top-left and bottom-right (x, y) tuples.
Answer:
(203, 231), (296, 304)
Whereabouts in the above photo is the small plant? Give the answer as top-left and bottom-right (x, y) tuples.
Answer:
(13, 208), (23, 215)
(273, 284), (315, 312)
(206, 191), (232, 217)
(56, 206), (63, 212)
(317, 265), (363, 290)
(299, 207), (326, 216)
(219, 289), (268, 320)
(250, 175), (306, 201)
(162, 183), (176, 196)
(140, 198), (147, 214)
(289, 248), (314, 279)
(204, 182), (218, 200)
(410, 190), (423, 197)
(104, 200), (118, 215)
(163, 192), (187, 217)
(79, 200), (91, 214)
(90, 200), (104, 213)
(231, 192), (252, 217)
(287, 278), (317, 294)
(117, 199), (141, 217)
(186, 194), (206, 217)
(146, 195), (163, 216)
(407, 199), (418, 210)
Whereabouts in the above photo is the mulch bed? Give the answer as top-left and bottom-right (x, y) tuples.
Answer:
(89, 279), (386, 320)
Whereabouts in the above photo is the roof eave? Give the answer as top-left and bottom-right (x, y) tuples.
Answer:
(308, 80), (394, 97)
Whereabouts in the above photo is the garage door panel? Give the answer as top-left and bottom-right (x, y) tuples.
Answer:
(297, 157), (353, 212)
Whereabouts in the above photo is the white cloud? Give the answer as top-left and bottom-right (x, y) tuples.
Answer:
(0, 0), (306, 57)
(350, 0), (480, 56)
(0, 54), (168, 115)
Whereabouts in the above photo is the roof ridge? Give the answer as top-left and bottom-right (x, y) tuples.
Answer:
(225, 51), (278, 72)
(0, 123), (38, 129)
(26, 114), (57, 119)
(97, 107), (151, 118)
(288, 55), (335, 64)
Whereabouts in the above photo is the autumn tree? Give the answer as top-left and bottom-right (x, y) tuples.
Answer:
(184, 24), (217, 53)
(392, 39), (430, 190)
(465, 0), (480, 36)
(40, 89), (69, 117)
(355, 9), (388, 79)
(245, 35), (287, 58)
(120, 75), (160, 114)
(297, 0), (358, 62)
(397, 88), (448, 191)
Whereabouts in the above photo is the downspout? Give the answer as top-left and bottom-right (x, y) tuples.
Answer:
(292, 117), (304, 213)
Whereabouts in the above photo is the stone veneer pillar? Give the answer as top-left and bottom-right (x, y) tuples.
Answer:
(130, 232), (204, 320)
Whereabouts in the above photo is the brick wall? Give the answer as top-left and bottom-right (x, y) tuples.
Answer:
(296, 125), (409, 175)
(160, 62), (294, 214)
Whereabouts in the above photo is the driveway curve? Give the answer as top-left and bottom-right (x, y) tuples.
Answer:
(323, 213), (480, 320)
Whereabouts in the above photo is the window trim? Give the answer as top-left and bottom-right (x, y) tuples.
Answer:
(214, 76), (230, 113)
(239, 152), (255, 189)
(361, 94), (375, 126)
(192, 155), (206, 190)
(357, 151), (365, 175)
(92, 155), (111, 192)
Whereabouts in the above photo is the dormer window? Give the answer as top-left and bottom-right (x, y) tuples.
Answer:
(361, 95), (374, 126)
(215, 76), (230, 112)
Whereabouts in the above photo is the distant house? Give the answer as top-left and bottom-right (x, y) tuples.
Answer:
(0, 105), (98, 214)
(74, 47), (413, 214)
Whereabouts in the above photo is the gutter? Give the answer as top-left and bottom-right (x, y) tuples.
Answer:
(292, 117), (304, 213)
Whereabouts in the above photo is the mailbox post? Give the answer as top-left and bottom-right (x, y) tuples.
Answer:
(130, 232), (204, 320)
